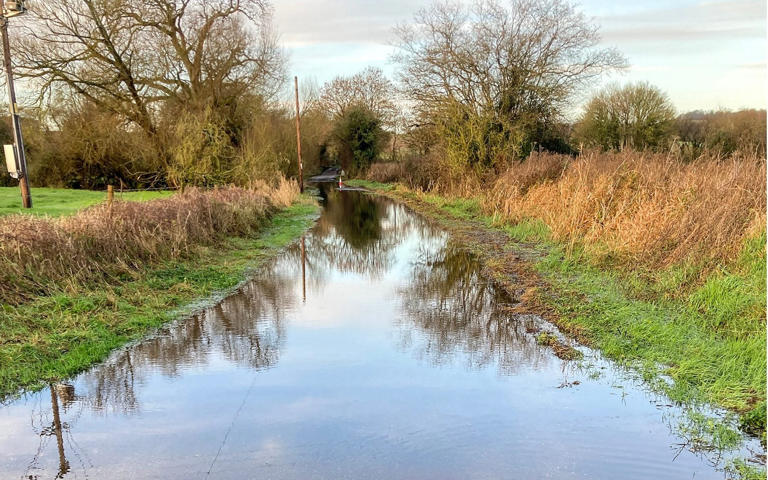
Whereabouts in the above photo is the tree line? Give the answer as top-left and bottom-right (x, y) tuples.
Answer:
(0, 0), (764, 189)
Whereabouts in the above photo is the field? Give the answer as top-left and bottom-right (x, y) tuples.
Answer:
(0, 187), (174, 217)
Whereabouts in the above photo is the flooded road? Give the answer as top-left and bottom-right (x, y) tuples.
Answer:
(0, 189), (759, 479)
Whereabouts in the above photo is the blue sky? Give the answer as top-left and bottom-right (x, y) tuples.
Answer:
(274, 0), (766, 114)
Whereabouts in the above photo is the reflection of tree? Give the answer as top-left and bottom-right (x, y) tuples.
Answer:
(75, 188), (441, 416)
(76, 259), (296, 415)
(326, 189), (383, 248)
(303, 189), (443, 279)
(397, 244), (551, 374)
(312, 190), (396, 277)
(25, 384), (83, 479)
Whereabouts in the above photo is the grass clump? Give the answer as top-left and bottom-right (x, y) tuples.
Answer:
(345, 179), (394, 191)
(535, 332), (583, 360)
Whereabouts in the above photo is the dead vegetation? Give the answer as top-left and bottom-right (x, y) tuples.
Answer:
(367, 162), (408, 183)
(0, 179), (299, 304)
(485, 150), (766, 275)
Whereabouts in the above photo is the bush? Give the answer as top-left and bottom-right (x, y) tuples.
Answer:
(330, 105), (389, 175)
(21, 105), (160, 189)
(167, 107), (237, 187)
(675, 109), (766, 158)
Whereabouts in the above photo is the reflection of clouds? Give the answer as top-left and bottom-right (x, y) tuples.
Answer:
(397, 244), (552, 375)
(252, 438), (285, 461)
(279, 396), (348, 420)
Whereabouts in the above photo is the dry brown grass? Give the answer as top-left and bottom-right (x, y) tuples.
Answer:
(484, 151), (766, 272)
(0, 182), (300, 304)
(367, 162), (407, 183)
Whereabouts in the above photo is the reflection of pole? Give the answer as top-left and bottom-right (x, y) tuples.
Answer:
(49, 384), (70, 478)
(301, 235), (306, 302)
(0, 7), (31, 208)
(294, 76), (304, 193)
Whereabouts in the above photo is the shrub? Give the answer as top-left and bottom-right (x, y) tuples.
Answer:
(675, 109), (767, 157)
(330, 105), (389, 175)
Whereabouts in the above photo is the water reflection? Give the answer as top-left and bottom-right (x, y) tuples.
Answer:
(69, 259), (296, 417)
(24, 384), (77, 479)
(303, 187), (433, 278)
(0, 189), (762, 480)
(398, 244), (552, 374)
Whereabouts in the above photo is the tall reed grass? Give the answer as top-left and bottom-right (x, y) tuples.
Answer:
(0, 179), (299, 304)
(484, 151), (766, 277)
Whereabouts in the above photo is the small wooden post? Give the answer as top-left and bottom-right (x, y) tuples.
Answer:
(294, 76), (304, 193)
(107, 185), (114, 216)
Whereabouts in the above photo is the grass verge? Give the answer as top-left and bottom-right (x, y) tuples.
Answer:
(0, 186), (173, 217)
(0, 199), (319, 399)
(351, 180), (766, 446)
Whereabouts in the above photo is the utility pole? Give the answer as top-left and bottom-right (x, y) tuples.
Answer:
(0, 0), (30, 208)
(294, 76), (304, 193)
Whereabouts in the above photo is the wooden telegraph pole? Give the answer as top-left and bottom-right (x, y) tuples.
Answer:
(0, 0), (30, 208)
(294, 76), (304, 193)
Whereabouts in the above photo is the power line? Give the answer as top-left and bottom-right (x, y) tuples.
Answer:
(204, 375), (258, 478)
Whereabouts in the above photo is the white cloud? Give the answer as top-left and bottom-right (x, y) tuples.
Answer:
(274, 0), (429, 46)
(275, 0), (767, 111)
(597, 0), (765, 51)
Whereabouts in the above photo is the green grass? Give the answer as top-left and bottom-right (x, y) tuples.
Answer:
(360, 181), (767, 448)
(0, 187), (174, 217)
(345, 179), (394, 192)
(0, 200), (319, 398)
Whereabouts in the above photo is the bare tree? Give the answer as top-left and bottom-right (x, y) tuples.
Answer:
(13, 0), (285, 137)
(318, 66), (396, 123)
(393, 0), (626, 124)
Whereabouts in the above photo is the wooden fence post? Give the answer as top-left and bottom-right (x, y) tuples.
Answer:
(107, 185), (114, 215)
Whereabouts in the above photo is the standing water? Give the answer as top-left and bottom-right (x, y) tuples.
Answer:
(0, 189), (760, 479)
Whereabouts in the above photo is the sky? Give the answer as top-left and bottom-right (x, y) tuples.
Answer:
(273, 0), (767, 115)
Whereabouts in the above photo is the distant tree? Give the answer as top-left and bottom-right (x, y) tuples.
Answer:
(674, 109), (766, 157)
(574, 82), (676, 151)
(331, 105), (389, 175)
(318, 67), (396, 124)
